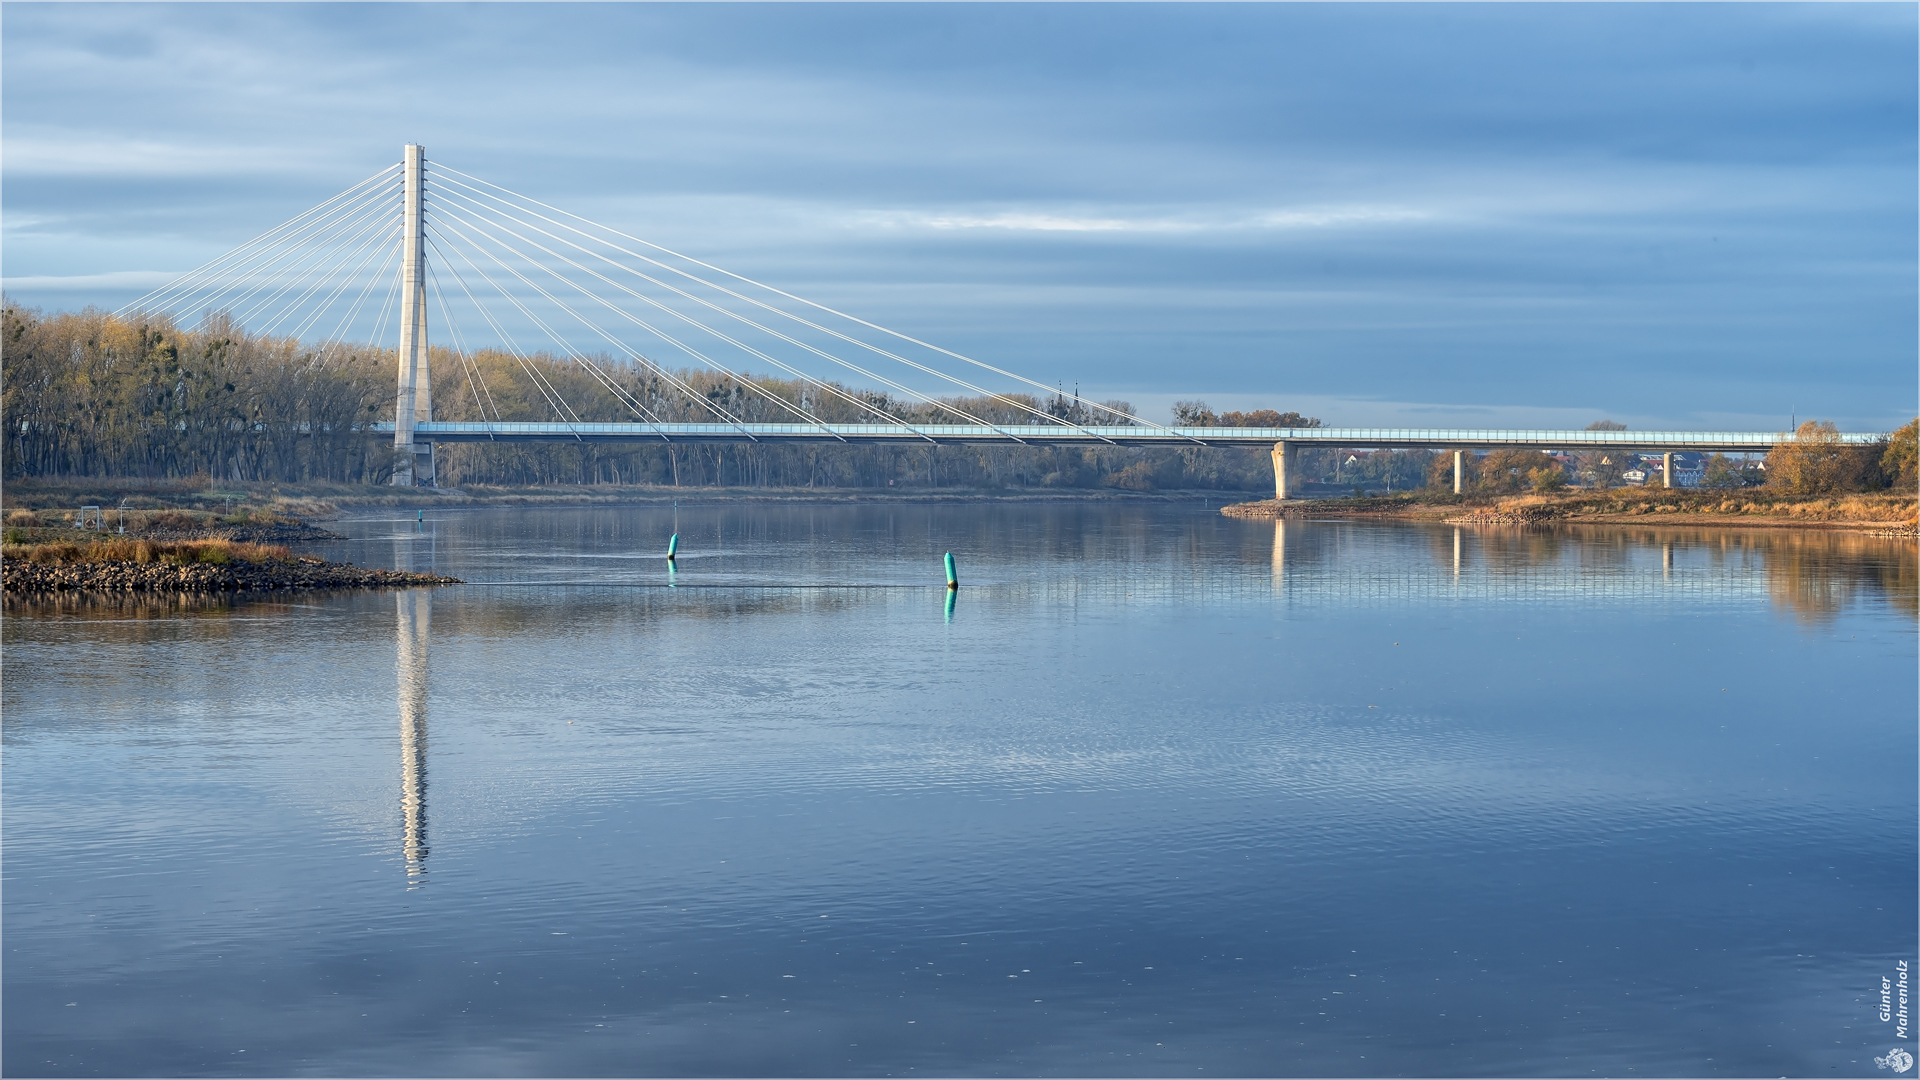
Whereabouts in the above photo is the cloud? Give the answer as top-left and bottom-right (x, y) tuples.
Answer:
(0, 4), (1909, 426)
(0, 135), (325, 179)
(3, 270), (179, 291)
(861, 205), (1433, 234)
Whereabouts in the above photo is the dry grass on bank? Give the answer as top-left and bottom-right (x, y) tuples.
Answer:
(1499, 489), (1918, 522)
(1224, 486), (1919, 528)
(1, 538), (296, 566)
(4, 507), (306, 530)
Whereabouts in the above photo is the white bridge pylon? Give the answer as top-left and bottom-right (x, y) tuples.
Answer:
(122, 144), (1889, 492)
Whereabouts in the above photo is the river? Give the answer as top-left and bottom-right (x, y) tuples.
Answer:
(4, 502), (1914, 1076)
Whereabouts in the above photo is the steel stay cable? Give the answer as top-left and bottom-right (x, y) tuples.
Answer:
(288, 215), (405, 342)
(427, 262), (506, 432)
(427, 201), (816, 437)
(426, 233), (586, 428)
(148, 181), (401, 331)
(429, 166), (1160, 442)
(368, 256), (406, 361)
(132, 174), (400, 319)
(425, 223), (686, 435)
(429, 193), (872, 441)
(430, 252), (668, 432)
(432, 187), (893, 437)
(224, 188), (404, 330)
(426, 213), (763, 437)
(429, 174), (1045, 440)
(314, 239), (403, 367)
(118, 164), (399, 316)
(429, 185), (990, 443)
(248, 196), (407, 336)
(254, 193), (403, 337)
(422, 231), (598, 434)
(427, 187), (991, 441)
(426, 207), (730, 430)
(136, 186), (395, 330)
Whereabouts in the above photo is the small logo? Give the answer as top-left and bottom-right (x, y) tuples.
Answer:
(1876, 1048), (1914, 1073)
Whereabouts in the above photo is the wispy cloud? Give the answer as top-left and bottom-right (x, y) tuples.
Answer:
(862, 205), (1433, 234)
(0, 136), (323, 178)
(3, 270), (179, 290)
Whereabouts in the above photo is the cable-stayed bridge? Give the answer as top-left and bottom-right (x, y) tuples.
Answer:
(122, 144), (1889, 496)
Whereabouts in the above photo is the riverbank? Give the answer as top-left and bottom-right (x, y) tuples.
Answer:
(1221, 488), (1919, 533)
(3, 476), (1248, 518)
(1, 538), (459, 594)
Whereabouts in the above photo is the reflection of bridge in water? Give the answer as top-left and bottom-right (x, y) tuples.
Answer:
(397, 590), (429, 887)
(394, 520), (433, 887)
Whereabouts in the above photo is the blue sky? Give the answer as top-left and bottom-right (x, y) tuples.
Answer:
(3, 3), (1915, 429)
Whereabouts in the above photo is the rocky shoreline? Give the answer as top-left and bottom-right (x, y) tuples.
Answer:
(2, 558), (459, 594)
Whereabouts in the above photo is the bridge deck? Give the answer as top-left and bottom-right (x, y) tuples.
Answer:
(375, 422), (1882, 452)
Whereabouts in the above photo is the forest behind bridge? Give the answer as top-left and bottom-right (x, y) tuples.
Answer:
(5, 303), (1911, 497)
(1, 303), (1320, 491)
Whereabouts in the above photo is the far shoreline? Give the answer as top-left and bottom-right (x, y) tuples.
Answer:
(4, 476), (1914, 535)
(1218, 488), (1918, 534)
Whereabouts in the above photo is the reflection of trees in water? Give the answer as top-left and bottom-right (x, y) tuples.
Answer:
(1590, 526), (1916, 624)
(1428, 525), (1916, 625)
(4, 591), (243, 622)
(1757, 531), (1918, 625)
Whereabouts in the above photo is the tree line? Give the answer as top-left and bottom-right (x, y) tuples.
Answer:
(0, 303), (1284, 490)
(5, 302), (1911, 496)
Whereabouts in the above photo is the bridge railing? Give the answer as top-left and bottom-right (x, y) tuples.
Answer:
(372, 421), (1887, 451)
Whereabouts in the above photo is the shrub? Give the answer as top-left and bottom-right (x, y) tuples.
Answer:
(1105, 461), (1157, 491)
(1529, 466), (1567, 493)
(1701, 454), (1746, 489)
(1766, 422), (1884, 494)
(1883, 419), (1918, 492)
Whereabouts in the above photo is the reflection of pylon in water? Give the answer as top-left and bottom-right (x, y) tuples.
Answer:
(397, 590), (430, 886)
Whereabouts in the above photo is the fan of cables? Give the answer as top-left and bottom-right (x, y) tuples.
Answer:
(122, 156), (1173, 441)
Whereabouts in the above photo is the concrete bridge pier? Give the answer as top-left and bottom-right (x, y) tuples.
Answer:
(1271, 441), (1299, 499)
(1663, 452), (1674, 489)
(1453, 450), (1464, 494)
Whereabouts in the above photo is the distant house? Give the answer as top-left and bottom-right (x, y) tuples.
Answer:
(1622, 469), (1649, 485)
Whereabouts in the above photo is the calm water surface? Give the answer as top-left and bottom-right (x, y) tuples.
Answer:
(4, 503), (1915, 1077)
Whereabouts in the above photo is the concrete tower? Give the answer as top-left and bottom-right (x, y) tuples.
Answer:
(392, 144), (435, 485)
